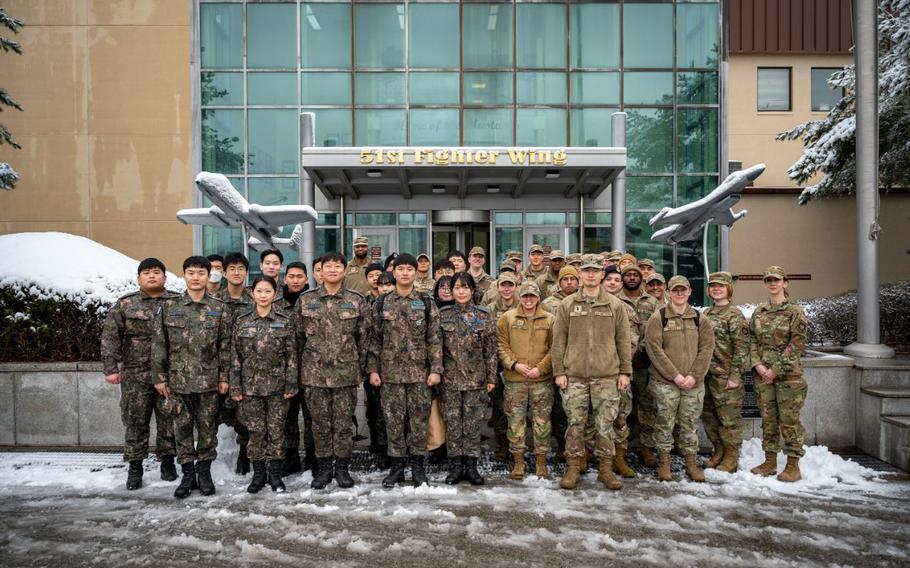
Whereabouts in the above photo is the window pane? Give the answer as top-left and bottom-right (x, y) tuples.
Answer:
(316, 227), (340, 257)
(624, 72), (673, 105)
(569, 3), (619, 68)
(248, 73), (297, 105)
(201, 72), (243, 106)
(318, 213), (339, 226)
(355, 213), (396, 226)
(203, 227), (243, 257)
(517, 72), (566, 105)
(584, 212), (610, 225)
(410, 72), (460, 105)
(301, 3), (351, 69)
(355, 110), (406, 145)
(495, 212), (522, 225)
(525, 212), (566, 225)
(355, 73), (405, 105)
(247, 3), (296, 69)
(570, 72), (619, 105)
(812, 68), (842, 112)
(248, 109), (299, 174)
(758, 68), (790, 111)
(517, 109), (566, 146)
(463, 4), (513, 69)
(677, 72), (718, 104)
(626, 108), (673, 173)
(410, 109), (460, 145)
(304, 108), (353, 147)
(200, 3), (242, 69)
(626, 176), (672, 210)
(302, 72), (352, 105)
(464, 72), (513, 105)
(464, 109), (513, 146)
(517, 4), (566, 69)
(581, 226), (611, 254)
(400, 228), (427, 257)
(409, 4), (459, 69)
(355, 4), (405, 68)
(678, 108), (718, 173)
(679, 176), (718, 205)
(626, 211), (675, 277)
(677, 3), (719, 68)
(623, 4), (672, 68)
(202, 109), (244, 174)
(249, 178), (299, 238)
(495, 227), (523, 267)
(400, 212), (427, 226)
(570, 108), (614, 147)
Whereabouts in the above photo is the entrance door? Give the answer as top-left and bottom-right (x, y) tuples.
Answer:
(353, 227), (396, 263)
(431, 224), (491, 271)
(525, 227), (564, 258)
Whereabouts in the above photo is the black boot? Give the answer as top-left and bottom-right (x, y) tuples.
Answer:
(196, 459), (216, 496)
(247, 461), (267, 494)
(173, 462), (197, 499)
(444, 457), (463, 485)
(334, 457), (356, 488)
(268, 460), (286, 492)
(382, 457), (406, 488)
(126, 460), (143, 490)
(411, 455), (428, 487)
(428, 443), (448, 465)
(463, 456), (485, 486)
(159, 455), (177, 482)
(282, 448), (302, 476)
(310, 458), (334, 489)
(235, 445), (250, 475)
(304, 447), (318, 473)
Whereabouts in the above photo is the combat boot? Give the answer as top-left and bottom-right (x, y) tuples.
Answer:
(445, 457), (463, 485)
(247, 461), (267, 493)
(334, 457), (356, 488)
(555, 438), (566, 464)
(510, 452), (525, 480)
(268, 460), (287, 492)
(560, 456), (581, 490)
(382, 457), (406, 488)
(235, 444), (250, 475)
(598, 458), (622, 490)
(640, 446), (658, 467)
(535, 453), (548, 479)
(750, 451), (778, 477)
(495, 434), (509, 461)
(776, 456), (801, 483)
(410, 455), (428, 487)
(282, 449), (302, 476)
(372, 447), (391, 470)
(683, 454), (705, 483)
(304, 446), (318, 473)
(174, 462), (197, 499)
(613, 447), (636, 479)
(657, 451), (673, 482)
(716, 446), (739, 473)
(126, 460), (143, 490)
(463, 457), (484, 486)
(704, 445), (724, 469)
(159, 455), (177, 482)
(579, 449), (589, 474)
(196, 460), (216, 496)
(310, 458), (334, 489)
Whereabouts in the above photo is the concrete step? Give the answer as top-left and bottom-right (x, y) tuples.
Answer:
(878, 415), (910, 472)
(861, 387), (910, 415)
(855, 358), (910, 388)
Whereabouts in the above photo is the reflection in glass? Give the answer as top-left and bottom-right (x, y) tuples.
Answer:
(303, 108), (352, 147)
(249, 178), (298, 237)
(678, 108), (718, 173)
(677, 3), (719, 69)
(624, 72), (673, 105)
(356, 4), (405, 69)
(409, 4), (459, 69)
(355, 73), (406, 105)
(203, 227), (243, 258)
(495, 227), (523, 266)
(525, 212), (566, 225)
(355, 110), (406, 145)
(247, 3), (296, 69)
(517, 73), (566, 105)
(399, 213), (428, 226)
(517, 4), (566, 69)
(400, 228), (428, 258)
(410, 109), (460, 146)
(569, 3), (619, 69)
(757, 68), (790, 111)
(463, 4), (513, 69)
(678, 176), (718, 205)
(464, 72), (513, 105)
(517, 109), (566, 146)
(201, 73), (243, 106)
(202, 109), (244, 174)
(201, 3), (242, 69)
(248, 109), (299, 174)
(356, 213), (396, 226)
(570, 72), (619, 105)
(626, 177), (673, 210)
(623, 4), (672, 68)
(811, 68), (843, 112)
(464, 109), (513, 146)
(410, 73), (460, 105)
(677, 72), (718, 104)
(625, 211), (675, 280)
(495, 212), (522, 225)
(302, 73), (352, 105)
(316, 227), (340, 257)
(248, 73), (296, 105)
(301, 3), (352, 68)
(570, 109), (614, 147)
(626, 109), (673, 173)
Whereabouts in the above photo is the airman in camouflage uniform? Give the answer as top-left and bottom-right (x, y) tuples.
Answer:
(414, 253), (436, 294)
(467, 246), (496, 304)
(534, 250), (565, 300)
(610, 274), (643, 479)
(540, 266), (578, 461)
(523, 244), (548, 281)
(748, 266), (808, 482)
(344, 236), (373, 296)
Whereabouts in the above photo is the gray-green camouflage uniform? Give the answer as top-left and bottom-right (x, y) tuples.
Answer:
(702, 304), (749, 449)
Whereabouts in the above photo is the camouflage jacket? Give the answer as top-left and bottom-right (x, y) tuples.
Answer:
(523, 265), (547, 282)
(292, 286), (371, 388)
(551, 288), (633, 378)
(151, 292), (231, 393)
(230, 308), (298, 397)
(616, 296), (642, 355)
(439, 303), (498, 390)
(496, 305), (555, 382)
(704, 304), (750, 383)
(415, 273), (436, 294)
(469, 271), (495, 304)
(485, 295), (518, 321)
(366, 289), (443, 384)
(101, 290), (177, 382)
(214, 287), (255, 327)
(644, 305), (715, 386)
(534, 269), (559, 300)
(343, 257), (372, 296)
(541, 290), (567, 315)
(749, 301), (808, 377)
(618, 289), (661, 339)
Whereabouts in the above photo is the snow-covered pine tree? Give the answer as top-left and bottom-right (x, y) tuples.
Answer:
(776, 0), (909, 205)
(0, 7), (24, 191)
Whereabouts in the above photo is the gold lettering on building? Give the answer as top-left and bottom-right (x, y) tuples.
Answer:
(358, 148), (568, 167)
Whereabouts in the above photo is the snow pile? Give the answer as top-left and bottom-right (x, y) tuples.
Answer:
(195, 171), (246, 212)
(0, 232), (183, 309)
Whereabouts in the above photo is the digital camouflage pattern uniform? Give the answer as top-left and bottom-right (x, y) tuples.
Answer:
(230, 308), (298, 461)
(273, 293), (316, 459)
(749, 298), (808, 458)
(617, 288), (661, 451)
(703, 301), (749, 450)
(363, 294), (386, 452)
(439, 303), (499, 457)
(293, 286), (371, 459)
(151, 292), (231, 465)
(101, 290), (178, 462)
(366, 289), (443, 457)
(213, 287), (253, 447)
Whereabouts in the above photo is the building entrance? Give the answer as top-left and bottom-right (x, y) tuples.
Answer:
(430, 210), (491, 272)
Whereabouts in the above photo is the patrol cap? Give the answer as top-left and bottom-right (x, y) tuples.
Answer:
(549, 249), (565, 260)
(507, 250), (522, 260)
(416, 252), (430, 261)
(469, 246), (485, 257)
(518, 281), (541, 298)
(353, 236), (369, 246)
(620, 264), (642, 277)
(498, 272), (518, 285)
(646, 273), (666, 284)
(499, 259), (517, 272)
(763, 266), (787, 280)
(566, 253), (582, 265)
(580, 254), (605, 270)
(638, 258), (656, 269)
(558, 266), (579, 280)
(708, 271), (733, 285)
(529, 244), (545, 254)
(667, 275), (691, 290)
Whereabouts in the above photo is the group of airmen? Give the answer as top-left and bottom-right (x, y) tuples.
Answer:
(102, 236), (808, 498)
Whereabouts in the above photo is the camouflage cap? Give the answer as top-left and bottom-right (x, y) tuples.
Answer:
(499, 259), (517, 272)
(518, 281), (541, 298)
(353, 236), (369, 246)
(581, 254), (605, 270)
(549, 249), (566, 260)
(498, 272), (518, 285)
(763, 266), (787, 280)
(638, 258), (655, 268)
(708, 271), (733, 285)
(667, 275), (691, 290)
(566, 253), (582, 265)
(507, 250), (522, 260)
(469, 246), (486, 257)
(558, 266), (580, 280)
(416, 252), (430, 261)
(620, 264), (642, 276)
(646, 273), (666, 284)
(529, 244), (545, 254)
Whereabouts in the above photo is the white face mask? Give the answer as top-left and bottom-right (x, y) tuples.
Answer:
(209, 270), (223, 284)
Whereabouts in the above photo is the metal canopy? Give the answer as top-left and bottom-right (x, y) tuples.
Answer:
(301, 147), (626, 201)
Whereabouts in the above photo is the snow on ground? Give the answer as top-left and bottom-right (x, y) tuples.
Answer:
(0, 430), (908, 567)
(0, 232), (183, 308)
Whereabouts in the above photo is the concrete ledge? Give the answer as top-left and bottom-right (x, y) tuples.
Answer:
(15, 372), (79, 446)
(0, 362), (104, 372)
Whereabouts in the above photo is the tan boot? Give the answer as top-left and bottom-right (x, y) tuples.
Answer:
(776, 456), (802, 482)
(683, 454), (705, 483)
(704, 445), (724, 469)
(510, 452), (525, 480)
(716, 446), (739, 473)
(612, 447), (636, 478)
(750, 451), (778, 477)
(560, 456), (581, 490)
(640, 446), (658, 467)
(598, 458), (622, 490)
(657, 451), (673, 481)
(535, 453), (548, 479)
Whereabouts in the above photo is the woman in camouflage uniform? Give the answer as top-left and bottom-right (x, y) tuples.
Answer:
(748, 266), (809, 482)
(230, 276), (299, 493)
(702, 272), (749, 473)
(439, 273), (499, 485)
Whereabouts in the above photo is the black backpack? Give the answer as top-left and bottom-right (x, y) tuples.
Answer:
(659, 306), (700, 329)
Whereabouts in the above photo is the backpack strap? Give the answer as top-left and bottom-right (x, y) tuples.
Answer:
(660, 306), (699, 328)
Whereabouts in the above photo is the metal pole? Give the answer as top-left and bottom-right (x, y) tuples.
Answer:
(611, 112), (627, 251)
(844, 2), (893, 358)
(578, 194), (585, 254)
(300, 112), (317, 288)
(339, 195), (346, 256)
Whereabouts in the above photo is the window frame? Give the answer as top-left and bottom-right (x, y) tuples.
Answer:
(810, 67), (845, 113)
(756, 67), (792, 112)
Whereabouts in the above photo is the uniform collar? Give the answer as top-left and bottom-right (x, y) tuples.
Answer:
(181, 291), (210, 306)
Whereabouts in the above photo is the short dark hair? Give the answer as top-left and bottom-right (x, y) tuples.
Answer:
(451, 271), (476, 291)
(183, 255), (212, 273)
(377, 272), (396, 287)
(434, 275), (454, 298)
(384, 252), (399, 271)
(223, 252), (249, 270)
(605, 265), (621, 276)
(286, 261), (308, 274)
(446, 250), (466, 262)
(251, 275), (278, 292)
(205, 254), (224, 265)
(260, 249), (284, 264)
(434, 259), (455, 272)
(313, 255), (323, 270)
(138, 257), (166, 275)
(392, 253), (418, 269)
(321, 252), (347, 267)
(365, 262), (384, 277)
